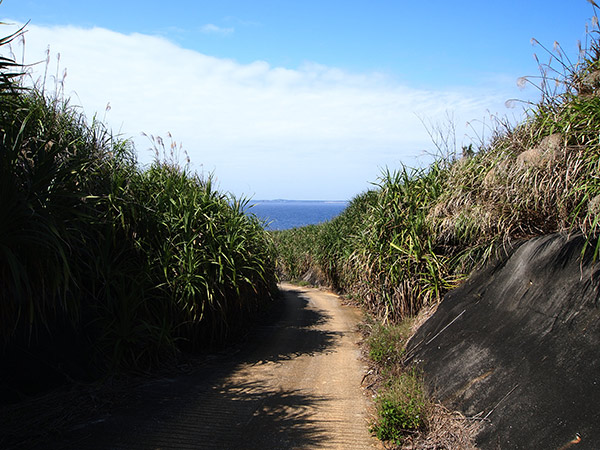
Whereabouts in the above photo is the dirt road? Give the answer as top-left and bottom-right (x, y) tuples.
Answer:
(46, 283), (380, 449)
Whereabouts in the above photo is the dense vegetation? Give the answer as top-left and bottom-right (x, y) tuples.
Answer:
(274, 10), (600, 324)
(274, 6), (600, 446)
(4, 2), (600, 446)
(0, 24), (277, 397)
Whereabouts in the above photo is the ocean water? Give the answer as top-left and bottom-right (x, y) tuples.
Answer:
(247, 200), (348, 230)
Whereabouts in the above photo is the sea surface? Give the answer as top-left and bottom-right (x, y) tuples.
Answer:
(247, 200), (348, 230)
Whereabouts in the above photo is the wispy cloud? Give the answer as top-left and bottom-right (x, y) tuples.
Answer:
(8, 22), (520, 199)
(199, 23), (234, 35)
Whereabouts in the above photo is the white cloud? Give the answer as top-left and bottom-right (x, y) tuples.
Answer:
(199, 24), (234, 35)
(6, 22), (522, 199)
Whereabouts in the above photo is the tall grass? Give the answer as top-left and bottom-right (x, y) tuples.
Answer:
(273, 189), (379, 290)
(274, 164), (462, 322)
(273, 3), (600, 322)
(0, 22), (277, 388)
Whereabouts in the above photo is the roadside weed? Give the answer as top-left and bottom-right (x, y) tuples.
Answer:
(370, 368), (428, 444)
(366, 321), (413, 365)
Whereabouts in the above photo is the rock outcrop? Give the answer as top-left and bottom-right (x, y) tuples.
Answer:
(406, 233), (600, 449)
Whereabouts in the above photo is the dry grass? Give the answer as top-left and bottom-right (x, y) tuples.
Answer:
(397, 403), (479, 450)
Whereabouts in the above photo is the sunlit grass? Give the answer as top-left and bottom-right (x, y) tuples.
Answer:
(273, 3), (600, 322)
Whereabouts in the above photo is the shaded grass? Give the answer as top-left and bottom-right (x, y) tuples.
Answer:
(0, 23), (277, 393)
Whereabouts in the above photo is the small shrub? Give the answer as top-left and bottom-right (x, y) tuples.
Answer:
(367, 322), (411, 364)
(371, 368), (429, 444)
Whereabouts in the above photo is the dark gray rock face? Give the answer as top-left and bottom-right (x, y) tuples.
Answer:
(406, 233), (600, 449)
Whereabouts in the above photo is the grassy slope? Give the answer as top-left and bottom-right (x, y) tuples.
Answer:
(274, 14), (600, 324)
(273, 7), (600, 447)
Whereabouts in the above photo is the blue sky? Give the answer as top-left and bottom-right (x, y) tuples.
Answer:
(1, 0), (597, 199)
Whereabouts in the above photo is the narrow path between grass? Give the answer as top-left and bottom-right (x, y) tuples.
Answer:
(40, 283), (380, 449)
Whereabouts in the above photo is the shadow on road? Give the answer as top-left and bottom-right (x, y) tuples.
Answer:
(121, 380), (332, 450)
(3, 286), (345, 450)
(241, 287), (342, 365)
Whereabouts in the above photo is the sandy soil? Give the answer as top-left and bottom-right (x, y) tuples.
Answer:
(34, 283), (380, 449)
